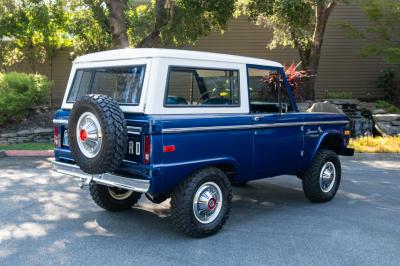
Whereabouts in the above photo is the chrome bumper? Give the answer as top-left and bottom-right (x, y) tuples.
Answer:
(52, 161), (150, 193)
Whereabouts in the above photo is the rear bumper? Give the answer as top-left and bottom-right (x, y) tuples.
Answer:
(52, 160), (150, 193)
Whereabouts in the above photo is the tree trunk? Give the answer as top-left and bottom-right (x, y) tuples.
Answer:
(106, 0), (129, 48)
(137, 0), (170, 48)
(298, 1), (337, 100)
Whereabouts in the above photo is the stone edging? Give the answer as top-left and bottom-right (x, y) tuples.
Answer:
(0, 128), (53, 145)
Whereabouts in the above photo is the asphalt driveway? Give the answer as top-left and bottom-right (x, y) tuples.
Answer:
(0, 154), (399, 266)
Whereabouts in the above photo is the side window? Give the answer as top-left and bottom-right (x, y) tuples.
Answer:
(67, 70), (92, 102)
(165, 67), (240, 106)
(247, 67), (293, 113)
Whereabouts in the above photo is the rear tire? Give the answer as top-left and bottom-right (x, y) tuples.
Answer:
(302, 149), (341, 203)
(170, 167), (232, 238)
(90, 183), (141, 211)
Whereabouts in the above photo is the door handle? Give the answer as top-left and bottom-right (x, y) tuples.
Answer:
(253, 116), (262, 122)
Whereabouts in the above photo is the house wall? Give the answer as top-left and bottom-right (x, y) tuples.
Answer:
(187, 3), (390, 100)
(7, 2), (390, 106)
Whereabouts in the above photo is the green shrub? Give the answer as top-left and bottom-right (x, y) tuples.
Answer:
(0, 72), (52, 125)
(325, 91), (353, 99)
(376, 69), (400, 105)
(375, 100), (400, 113)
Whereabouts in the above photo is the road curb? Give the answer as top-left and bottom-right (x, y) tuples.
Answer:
(3, 150), (54, 157)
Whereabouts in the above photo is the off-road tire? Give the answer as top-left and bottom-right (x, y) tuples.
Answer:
(68, 94), (127, 174)
(302, 149), (341, 203)
(89, 183), (141, 211)
(170, 167), (232, 238)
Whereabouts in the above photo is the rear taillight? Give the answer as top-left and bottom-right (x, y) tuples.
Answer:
(144, 135), (151, 164)
(54, 126), (60, 147)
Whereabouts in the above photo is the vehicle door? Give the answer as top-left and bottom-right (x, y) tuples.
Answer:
(247, 66), (303, 178)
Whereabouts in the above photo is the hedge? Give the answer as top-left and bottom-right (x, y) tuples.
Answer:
(0, 72), (52, 126)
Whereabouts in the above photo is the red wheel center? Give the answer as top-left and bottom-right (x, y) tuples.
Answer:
(80, 129), (88, 141)
(208, 198), (217, 210)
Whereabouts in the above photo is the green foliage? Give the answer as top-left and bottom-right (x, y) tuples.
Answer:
(161, 0), (236, 46)
(341, 0), (400, 64)
(0, 72), (52, 125)
(84, 0), (236, 49)
(238, 0), (319, 51)
(0, 0), (72, 70)
(67, 0), (112, 55)
(1, 0), (236, 61)
(325, 91), (353, 99)
(125, 1), (155, 47)
(376, 69), (400, 105)
(375, 100), (400, 114)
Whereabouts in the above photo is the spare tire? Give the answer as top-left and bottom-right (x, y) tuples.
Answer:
(68, 94), (128, 174)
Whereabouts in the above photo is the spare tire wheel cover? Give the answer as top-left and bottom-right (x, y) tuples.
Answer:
(76, 111), (102, 158)
(68, 94), (128, 174)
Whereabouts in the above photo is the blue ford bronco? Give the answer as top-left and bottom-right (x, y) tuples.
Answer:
(53, 48), (354, 238)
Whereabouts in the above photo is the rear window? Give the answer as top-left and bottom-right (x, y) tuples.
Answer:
(165, 67), (240, 107)
(67, 65), (146, 105)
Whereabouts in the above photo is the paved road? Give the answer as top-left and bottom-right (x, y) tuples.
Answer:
(0, 155), (399, 266)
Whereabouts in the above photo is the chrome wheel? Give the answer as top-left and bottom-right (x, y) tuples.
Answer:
(319, 161), (336, 193)
(193, 182), (222, 224)
(107, 187), (134, 200)
(76, 112), (102, 158)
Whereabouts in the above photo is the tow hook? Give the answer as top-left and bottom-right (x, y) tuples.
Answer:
(79, 175), (94, 189)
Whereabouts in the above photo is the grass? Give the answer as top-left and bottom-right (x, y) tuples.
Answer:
(349, 136), (400, 153)
(0, 142), (53, 150)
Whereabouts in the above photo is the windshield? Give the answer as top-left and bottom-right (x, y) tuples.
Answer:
(67, 65), (146, 105)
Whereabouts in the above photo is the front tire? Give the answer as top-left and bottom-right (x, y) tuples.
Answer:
(90, 183), (141, 211)
(170, 167), (232, 238)
(302, 149), (341, 203)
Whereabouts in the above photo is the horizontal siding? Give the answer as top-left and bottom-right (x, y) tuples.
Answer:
(7, 1), (390, 105)
(186, 1), (391, 100)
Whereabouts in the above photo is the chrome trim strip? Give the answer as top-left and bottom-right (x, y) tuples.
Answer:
(127, 126), (142, 132)
(52, 161), (150, 193)
(127, 126), (142, 135)
(53, 119), (68, 125)
(162, 120), (349, 133)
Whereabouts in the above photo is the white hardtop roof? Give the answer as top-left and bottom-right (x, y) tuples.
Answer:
(74, 48), (283, 68)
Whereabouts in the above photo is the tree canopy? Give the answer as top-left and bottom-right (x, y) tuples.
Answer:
(0, 0), (72, 71)
(0, 0), (236, 69)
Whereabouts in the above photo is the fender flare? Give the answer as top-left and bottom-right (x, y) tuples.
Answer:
(309, 130), (345, 164)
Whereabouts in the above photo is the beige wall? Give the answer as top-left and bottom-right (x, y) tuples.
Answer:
(7, 2), (389, 106)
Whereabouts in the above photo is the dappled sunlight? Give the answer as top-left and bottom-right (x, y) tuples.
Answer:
(0, 248), (14, 258)
(82, 220), (114, 237)
(338, 191), (369, 201)
(46, 239), (67, 253)
(0, 223), (50, 244)
(135, 200), (171, 218)
(358, 160), (400, 170)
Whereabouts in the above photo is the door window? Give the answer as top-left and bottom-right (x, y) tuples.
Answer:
(247, 67), (293, 113)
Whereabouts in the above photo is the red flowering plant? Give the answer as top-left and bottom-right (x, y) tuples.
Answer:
(262, 62), (305, 101)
